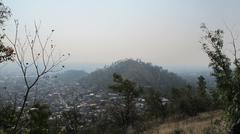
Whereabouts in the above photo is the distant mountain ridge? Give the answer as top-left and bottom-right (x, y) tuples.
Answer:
(80, 59), (187, 91)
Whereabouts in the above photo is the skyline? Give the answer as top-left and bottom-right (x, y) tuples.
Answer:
(4, 0), (240, 68)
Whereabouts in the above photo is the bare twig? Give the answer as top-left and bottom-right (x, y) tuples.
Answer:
(224, 23), (240, 68)
(2, 20), (69, 133)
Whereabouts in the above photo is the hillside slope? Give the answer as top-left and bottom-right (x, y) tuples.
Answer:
(81, 59), (186, 91)
(143, 111), (223, 134)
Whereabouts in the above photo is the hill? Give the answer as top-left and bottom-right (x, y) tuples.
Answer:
(80, 59), (186, 91)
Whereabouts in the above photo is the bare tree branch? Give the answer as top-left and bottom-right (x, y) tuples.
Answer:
(224, 23), (240, 68)
(3, 20), (70, 133)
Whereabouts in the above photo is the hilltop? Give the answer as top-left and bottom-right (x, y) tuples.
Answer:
(80, 59), (186, 91)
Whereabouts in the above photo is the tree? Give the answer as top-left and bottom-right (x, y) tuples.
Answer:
(0, 1), (14, 63)
(0, 1), (11, 25)
(0, 2), (16, 133)
(200, 24), (240, 127)
(0, 104), (17, 133)
(144, 89), (167, 120)
(195, 75), (211, 112)
(60, 107), (86, 134)
(109, 73), (142, 132)
(28, 103), (51, 134)
(170, 86), (199, 116)
(0, 39), (14, 63)
(3, 21), (69, 133)
(197, 75), (207, 96)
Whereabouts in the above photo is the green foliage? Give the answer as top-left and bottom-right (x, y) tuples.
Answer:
(0, 2), (11, 25)
(201, 25), (240, 124)
(172, 128), (185, 134)
(171, 86), (199, 116)
(0, 104), (17, 133)
(48, 115), (63, 134)
(144, 89), (168, 120)
(197, 75), (207, 96)
(108, 73), (142, 133)
(0, 43), (14, 63)
(60, 107), (86, 134)
(209, 89), (223, 109)
(170, 82), (213, 117)
(0, 1), (14, 63)
(110, 73), (141, 100)
(28, 103), (51, 134)
(0, 130), (6, 134)
(195, 76), (212, 113)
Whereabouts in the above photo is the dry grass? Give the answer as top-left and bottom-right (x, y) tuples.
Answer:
(143, 111), (224, 134)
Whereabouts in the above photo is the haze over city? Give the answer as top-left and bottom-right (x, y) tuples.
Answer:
(2, 0), (240, 133)
(4, 0), (240, 69)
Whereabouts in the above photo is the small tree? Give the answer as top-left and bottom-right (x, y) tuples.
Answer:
(200, 24), (240, 126)
(0, 39), (14, 63)
(0, 1), (11, 25)
(144, 89), (167, 120)
(28, 103), (51, 134)
(0, 104), (17, 133)
(195, 75), (211, 112)
(196, 75), (207, 96)
(171, 86), (198, 116)
(0, 2), (16, 133)
(109, 73), (141, 132)
(0, 1), (14, 63)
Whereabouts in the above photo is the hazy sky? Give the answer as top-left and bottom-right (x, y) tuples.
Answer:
(5, 0), (240, 68)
